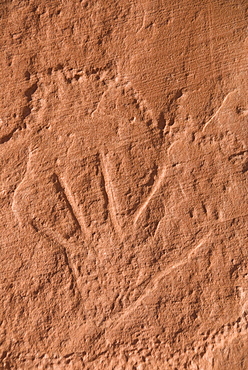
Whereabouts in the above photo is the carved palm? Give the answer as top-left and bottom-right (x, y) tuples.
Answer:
(12, 67), (247, 333)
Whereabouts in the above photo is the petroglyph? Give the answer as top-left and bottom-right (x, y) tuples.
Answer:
(1, 1), (248, 368)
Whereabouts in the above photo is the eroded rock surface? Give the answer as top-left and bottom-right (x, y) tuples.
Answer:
(0, 1), (248, 369)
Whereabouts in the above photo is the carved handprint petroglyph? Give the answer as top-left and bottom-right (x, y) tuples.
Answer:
(10, 66), (247, 331)
(10, 68), (172, 326)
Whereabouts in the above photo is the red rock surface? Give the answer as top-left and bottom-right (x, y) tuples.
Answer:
(0, 1), (248, 369)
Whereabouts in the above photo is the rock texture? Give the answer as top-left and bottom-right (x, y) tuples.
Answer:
(0, 0), (248, 369)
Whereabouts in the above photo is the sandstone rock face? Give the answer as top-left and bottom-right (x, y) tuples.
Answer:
(0, 1), (248, 369)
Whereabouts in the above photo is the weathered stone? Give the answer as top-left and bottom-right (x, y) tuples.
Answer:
(0, 1), (248, 368)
